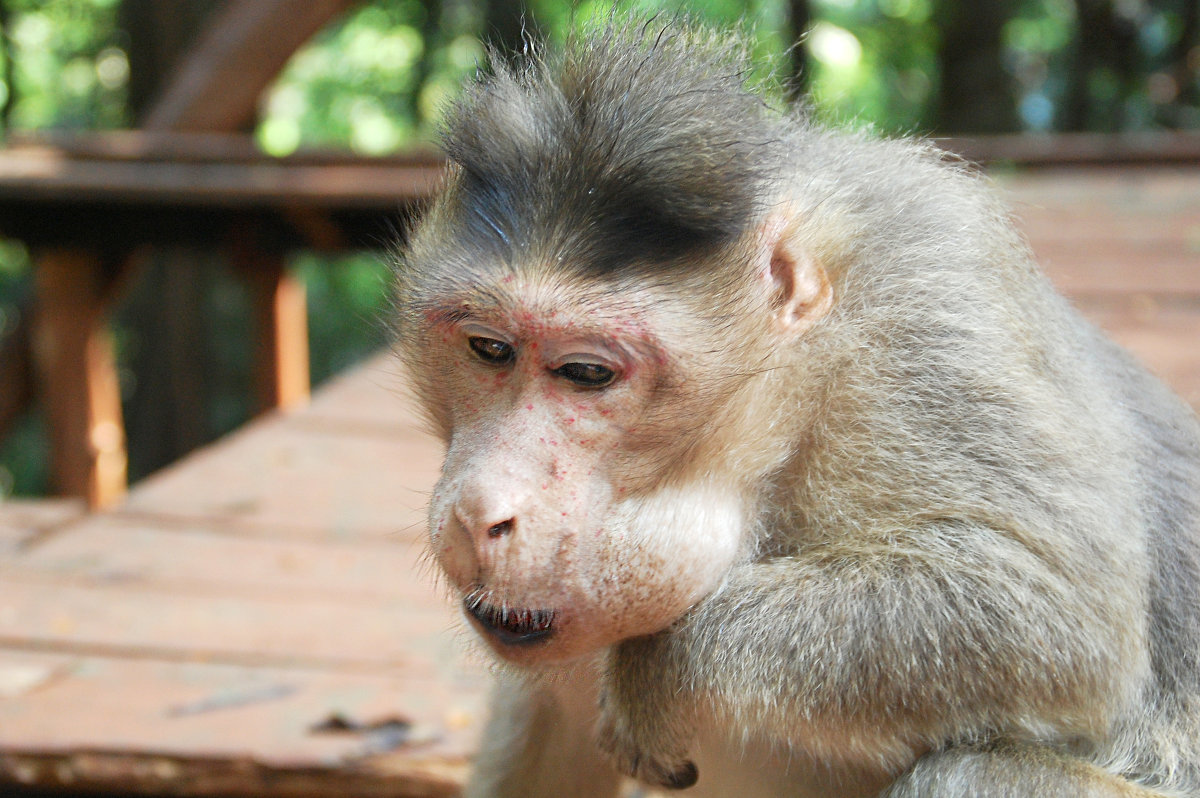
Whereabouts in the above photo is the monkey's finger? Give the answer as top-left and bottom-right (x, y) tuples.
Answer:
(633, 755), (698, 790)
(659, 759), (699, 790)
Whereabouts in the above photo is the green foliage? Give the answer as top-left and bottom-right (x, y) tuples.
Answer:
(806, 0), (938, 132)
(257, 0), (484, 155)
(1, 0), (128, 132)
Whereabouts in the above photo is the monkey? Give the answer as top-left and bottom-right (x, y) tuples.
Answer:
(390, 18), (1200, 798)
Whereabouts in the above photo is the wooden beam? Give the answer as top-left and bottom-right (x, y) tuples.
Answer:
(32, 251), (129, 509)
(142, 0), (362, 133)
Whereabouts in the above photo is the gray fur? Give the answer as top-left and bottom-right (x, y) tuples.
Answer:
(394, 17), (1200, 798)
(438, 21), (784, 275)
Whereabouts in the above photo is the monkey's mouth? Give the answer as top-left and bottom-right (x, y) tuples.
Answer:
(463, 594), (556, 647)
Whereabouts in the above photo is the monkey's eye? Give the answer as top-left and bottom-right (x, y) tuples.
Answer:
(468, 336), (515, 365)
(553, 361), (617, 388)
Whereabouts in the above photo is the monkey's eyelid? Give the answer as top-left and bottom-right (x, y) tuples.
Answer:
(548, 351), (617, 368)
(460, 322), (511, 342)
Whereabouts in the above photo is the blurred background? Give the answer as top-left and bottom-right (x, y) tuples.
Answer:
(0, 0), (1198, 498)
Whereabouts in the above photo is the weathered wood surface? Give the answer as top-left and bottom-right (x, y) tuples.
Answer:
(1000, 167), (1200, 408)
(0, 358), (482, 796)
(0, 166), (1196, 796)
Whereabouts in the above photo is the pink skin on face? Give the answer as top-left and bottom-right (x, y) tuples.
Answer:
(422, 287), (744, 665)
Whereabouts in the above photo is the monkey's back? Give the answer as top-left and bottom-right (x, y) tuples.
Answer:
(782, 128), (1200, 790)
(1089, 323), (1200, 791)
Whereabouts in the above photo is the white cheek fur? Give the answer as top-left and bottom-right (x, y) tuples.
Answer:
(596, 483), (747, 624)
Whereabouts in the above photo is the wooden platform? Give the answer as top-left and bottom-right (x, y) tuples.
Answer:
(0, 165), (1198, 796)
(0, 359), (484, 796)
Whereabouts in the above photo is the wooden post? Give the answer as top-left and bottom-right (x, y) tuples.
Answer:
(238, 250), (310, 414)
(32, 250), (128, 509)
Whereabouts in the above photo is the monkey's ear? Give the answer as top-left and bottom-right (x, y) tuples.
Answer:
(760, 213), (833, 336)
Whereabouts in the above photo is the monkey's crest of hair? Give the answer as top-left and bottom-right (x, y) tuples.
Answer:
(440, 20), (786, 274)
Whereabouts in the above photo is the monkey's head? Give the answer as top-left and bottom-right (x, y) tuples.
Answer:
(394, 24), (832, 666)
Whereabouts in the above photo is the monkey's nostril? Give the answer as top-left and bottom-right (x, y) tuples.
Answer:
(487, 519), (515, 537)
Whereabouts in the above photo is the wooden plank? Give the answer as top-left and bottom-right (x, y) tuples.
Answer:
(119, 355), (440, 540)
(11, 516), (438, 604)
(0, 499), (85, 556)
(1077, 297), (1200, 411)
(31, 250), (128, 509)
(0, 149), (445, 207)
(120, 413), (440, 542)
(2, 749), (465, 798)
(1016, 208), (1200, 247)
(1007, 168), (1200, 297)
(0, 653), (484, 768)
(0, 349), (480, 795)
(1038, 244), (1200, 296)
(142, 0), (362, 133)
(0, 576), (455, 672)
(1002, 167), (1200, 222)
(8, 130), (442, 167)
(303, 357), (419, 432)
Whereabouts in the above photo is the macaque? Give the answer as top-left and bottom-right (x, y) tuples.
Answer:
(391, 19), (1200, 798)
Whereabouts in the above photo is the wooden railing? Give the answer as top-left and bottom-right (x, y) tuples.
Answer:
(0, 132), (443, 508)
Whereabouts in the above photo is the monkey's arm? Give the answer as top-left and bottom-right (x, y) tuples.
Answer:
(467, 666), (622, 798)
(600, 523), (1140, 787)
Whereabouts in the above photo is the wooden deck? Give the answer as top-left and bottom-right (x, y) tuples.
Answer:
(0, 360), (481, 796)
(0, 165), (1198, 796)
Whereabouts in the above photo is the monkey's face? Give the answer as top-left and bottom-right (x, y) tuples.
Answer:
(412, 273), (753, 666)
(399, 190), (831, 666)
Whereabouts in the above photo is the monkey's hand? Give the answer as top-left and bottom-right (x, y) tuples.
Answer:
(596, 634), (699, 790)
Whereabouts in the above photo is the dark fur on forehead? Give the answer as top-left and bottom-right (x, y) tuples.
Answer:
(441, 20), (784, 276)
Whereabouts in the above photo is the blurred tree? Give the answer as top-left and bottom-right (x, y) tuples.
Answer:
(786, 0), (812, 95)
(484, 0), (540, 53)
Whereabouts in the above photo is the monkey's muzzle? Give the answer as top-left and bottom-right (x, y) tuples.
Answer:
(464, 597), (557, 647)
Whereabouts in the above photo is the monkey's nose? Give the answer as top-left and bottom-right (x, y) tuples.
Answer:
(485, 519), (514, 537)
(454, 498), (519, 543)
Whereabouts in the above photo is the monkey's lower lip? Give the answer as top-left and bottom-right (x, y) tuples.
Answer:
(464, 598), (556, 646)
